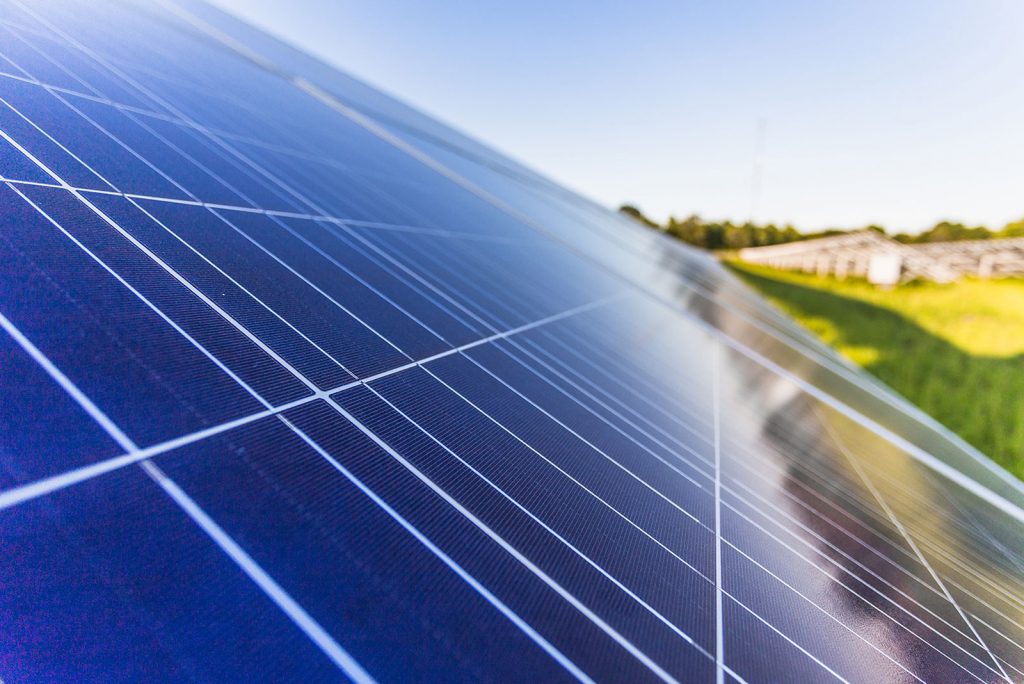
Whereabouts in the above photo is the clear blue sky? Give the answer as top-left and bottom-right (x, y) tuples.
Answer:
(211, 0), (1024, 233)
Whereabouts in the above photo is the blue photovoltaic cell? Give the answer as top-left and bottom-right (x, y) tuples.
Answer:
(0, 465), (339, 682)
(0, 183), (264, 447)
(447, 344), (716, 526)
(69, 94), (253, 207)
(275, 216), (484, 347)
(0, 90), (114, 191)
(0, 78), (189, 198)
(222, 210), (453, 361)
(0, 326), (120, 488)
(1, 0), (1023, 682)
(83, 192), (355, 392)
(0, 127), (52, 182)
(19, 184), (314, 408)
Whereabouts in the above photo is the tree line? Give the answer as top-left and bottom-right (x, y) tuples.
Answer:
(619, 205), (1024, 250)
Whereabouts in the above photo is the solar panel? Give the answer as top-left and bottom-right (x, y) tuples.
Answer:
(2, 0), (1023, 681)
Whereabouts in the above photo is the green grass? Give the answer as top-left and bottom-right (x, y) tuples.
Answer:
(725, 261), (1024, 480)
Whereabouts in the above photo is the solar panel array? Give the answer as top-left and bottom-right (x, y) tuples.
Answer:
(2, 1), (1024, 681)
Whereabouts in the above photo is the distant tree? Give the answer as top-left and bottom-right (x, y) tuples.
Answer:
(704, 221), (726, 250)
(666, 214), (708, 248)
(724, 222), (756, 249)
(999, 219), (1024, 238)
(915, 221), (992, 243)
(616, 203), (1024, 251)
(618, 204), (659, 228)
(760, 224), (781, 246)
(804, 228), (847, 240)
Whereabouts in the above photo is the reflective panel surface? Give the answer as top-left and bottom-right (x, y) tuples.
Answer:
(1, 1), (1023, 682)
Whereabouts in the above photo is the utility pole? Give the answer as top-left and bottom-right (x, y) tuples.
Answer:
(750, 117), (767, 223)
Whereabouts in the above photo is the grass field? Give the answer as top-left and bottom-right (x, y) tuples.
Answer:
(725, 261), (1024, 480)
